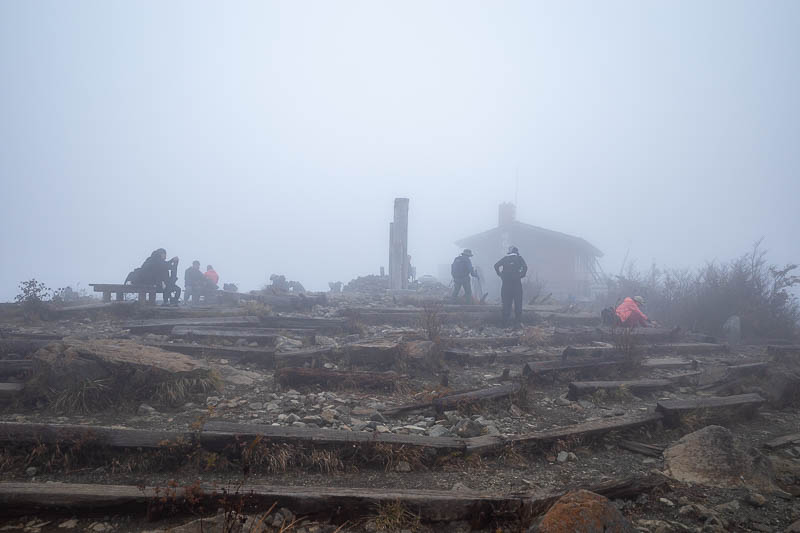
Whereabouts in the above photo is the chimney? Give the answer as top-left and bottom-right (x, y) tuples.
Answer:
(498, 202), (516, 227)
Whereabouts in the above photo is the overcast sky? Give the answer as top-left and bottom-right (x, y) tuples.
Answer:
(1, 1), (798, 300)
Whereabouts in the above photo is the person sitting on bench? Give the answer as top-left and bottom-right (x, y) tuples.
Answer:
(184, 260), (208, 303)
(127, 248), (181, 305)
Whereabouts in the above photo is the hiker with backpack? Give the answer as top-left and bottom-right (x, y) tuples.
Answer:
(494, 246), (528, 327)
(451, 249), (478, 304)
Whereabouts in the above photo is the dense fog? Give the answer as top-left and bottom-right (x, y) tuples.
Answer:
(2, 1), (799, 301)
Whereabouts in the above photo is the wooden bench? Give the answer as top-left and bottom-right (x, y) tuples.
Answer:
(89, 284), (159, 305)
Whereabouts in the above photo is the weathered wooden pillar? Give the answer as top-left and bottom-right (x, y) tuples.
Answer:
(389, 198), (409, 290)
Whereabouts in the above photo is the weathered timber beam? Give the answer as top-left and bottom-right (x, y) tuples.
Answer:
(432, 383), (521, 412)
(0, 383), (24, 397)
(523, 359), (623, 379)
(567, 379), (672, 399)
(466, 412), (664, 454)
(124, 316), (260, 334)
(276, 367), (399, 391)
(201, 421), (465, 452)
(145, 342), (276, 366)
(0, 422), (193, 448)
(655, 393), (765, 424)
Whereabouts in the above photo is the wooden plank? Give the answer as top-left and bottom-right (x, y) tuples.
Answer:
(0, 483), (525, 523)
(0, 383), (23, 397)
(145, 341), (277, 366)
(124, 316), (260, 334)
(523, 359), (623, 378)
(655, 393), (765, 419)
(432, 383), (521, 412)
(90, 284), (158, 292)
(763, 433), (800, 450)
(567, 379), (671, 399)
(0, 422), (193, 448)
(0, 360), (33, 376)
(466, 412), (663, 454)
(0, 475), (666, 521)
(201, 421), (465, 452)
(276, 367), (399, 391)
(170, 326), (291, 345)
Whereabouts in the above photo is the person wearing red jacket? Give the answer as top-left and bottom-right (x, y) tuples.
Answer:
(615, 296), (650, 327)
(204, 265), (219, 287)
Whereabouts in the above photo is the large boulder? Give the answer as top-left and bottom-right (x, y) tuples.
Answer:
(664, 425), (775, 491)
(538, 490), (634, 533)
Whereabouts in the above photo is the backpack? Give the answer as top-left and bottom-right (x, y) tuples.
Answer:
(124, 268), (142, 285)
(451, 256), (470, 279)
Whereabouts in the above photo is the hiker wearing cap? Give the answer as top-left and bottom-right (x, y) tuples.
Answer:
(494, 246), (528, 327)
(451, 249), (478, 303)
(615, 296), (650, 327)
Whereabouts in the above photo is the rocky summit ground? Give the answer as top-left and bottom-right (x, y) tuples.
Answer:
(0, 292), (798, 532)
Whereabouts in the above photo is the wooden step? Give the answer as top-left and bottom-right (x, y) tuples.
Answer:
(0, 383), (24, 398)
(124, 316), (260, 333)
(466, 412), (664, 454)
(0, 476), (666, 522)
(655, 393), (765, 424)
(200, 421), (465, 452)
(567, 379), (672, 399)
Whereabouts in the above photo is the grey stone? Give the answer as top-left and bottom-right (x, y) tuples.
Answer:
(557, 451), (569, 463)
(428, 424), (451, 438)
(395, 460), (412, 472)
(137, 404), (157, 416)
(248, 402), (264, 410)
(454, 418), (484, 438)
(25, 466), (37, 477)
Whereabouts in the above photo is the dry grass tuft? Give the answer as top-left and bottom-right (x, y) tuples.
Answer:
(371, 501), (421, 532)
(418, 301), (444, 342)
(520, 326), (551, 347)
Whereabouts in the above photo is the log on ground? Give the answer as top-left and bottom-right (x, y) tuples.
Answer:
(276, 367), (400, 391)
(145, 342), (276, 367)
(432, 383), (521, 413)
(567, 379), (672, 400)
(170, 326), (306, 345)
(0, 421), (192, 449)
(655, 393), (765, 424)
(466, 412), (664, 454)
(201, 421), (465, 452)
(124, 316), (260, 334)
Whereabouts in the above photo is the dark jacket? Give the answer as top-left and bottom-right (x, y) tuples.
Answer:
(137, 253), (175, 286)
(451, 255), (476, 280)
(494, 254), (528, 283)
(184, 266), (206, 288)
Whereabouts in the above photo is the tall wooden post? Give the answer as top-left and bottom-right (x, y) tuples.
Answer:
(389, 198), (409, 290)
